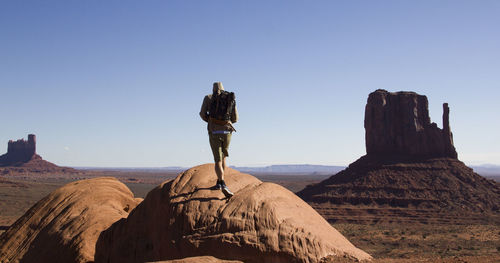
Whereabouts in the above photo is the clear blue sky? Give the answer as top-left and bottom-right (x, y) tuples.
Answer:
(1, 1), (499, 167)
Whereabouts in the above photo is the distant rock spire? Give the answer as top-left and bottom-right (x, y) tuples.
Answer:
(442, 103), (457, 158)
(1, 134), (37, 165)
(0, 134), (76, 171)
(364, 89), (457, 158)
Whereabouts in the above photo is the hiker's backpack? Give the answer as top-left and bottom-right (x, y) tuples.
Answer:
(209, 90), (236, 121)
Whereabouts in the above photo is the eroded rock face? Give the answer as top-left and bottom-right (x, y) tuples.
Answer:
(0, 177), (142, 263)
(365, 89), (457, 158)
(0, 134), (37, 166)
(0, 134), (77, 173)
(95, 164), (371, 263)
(148, 256), (243, 263)
(297, 90), (500, 225)
(298, 156), (500, 224)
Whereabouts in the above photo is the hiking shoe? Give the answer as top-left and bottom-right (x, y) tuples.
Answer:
(221, 185), (234, 198)
(213, 181), (222, 190)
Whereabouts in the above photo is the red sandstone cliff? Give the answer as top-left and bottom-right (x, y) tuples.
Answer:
(365, 89), (457, 158)
(0, 134), (37, 166)
(0, 134), (76, 173)
(298, 90), (500, 224)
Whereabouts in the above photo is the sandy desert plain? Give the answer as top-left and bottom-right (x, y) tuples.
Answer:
(0, 167), (499, 263)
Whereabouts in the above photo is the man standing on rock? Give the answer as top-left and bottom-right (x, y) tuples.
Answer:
(200, 82), (238, 198)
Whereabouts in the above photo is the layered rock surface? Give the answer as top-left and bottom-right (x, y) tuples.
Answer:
(0, 177), (141, 263)
(148, 256), (243, 263)
(298, 156), (500, 224)
(298, 90), (500, 224)
(95, 164), (371, 263)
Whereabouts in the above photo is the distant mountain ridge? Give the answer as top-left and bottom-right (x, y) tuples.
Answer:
(232, 164), (345, 174)
(471, 165), (500, 182)
(74, 165), (346, 175)
(470, 165), (500, 175)
(72, 164), (500, 179)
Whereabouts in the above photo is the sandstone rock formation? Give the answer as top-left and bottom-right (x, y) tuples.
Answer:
(0, 177), (142, 263)
(4, 134), (36, 164)
(298, 90), (500, 224)
(95, 164), (371, 263)
(0, 134), (76, 173)
(298, 156), (500, 224)
(365, 89), (457, 158)
(148, 256), (243, 263)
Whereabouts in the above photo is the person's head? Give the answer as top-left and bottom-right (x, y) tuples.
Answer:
(213, 82), (224, 95)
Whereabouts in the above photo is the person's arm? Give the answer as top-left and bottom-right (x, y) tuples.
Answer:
(199, 96), (209, 122)
(231, 104), (238, 123)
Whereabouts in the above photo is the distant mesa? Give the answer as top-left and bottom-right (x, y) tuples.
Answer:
(0, 134), (75, 173)
(298, 89), (500, 224)
(234, 164), (344, 175)
(0, 134), (37, 166)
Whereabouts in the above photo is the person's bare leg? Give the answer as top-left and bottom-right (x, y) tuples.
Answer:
(215, 161), (224, 182)
(222, 156), (228, 173)
(219, 156), (233, 197)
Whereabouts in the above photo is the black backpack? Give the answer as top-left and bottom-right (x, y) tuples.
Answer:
(209, 90), (235, 121)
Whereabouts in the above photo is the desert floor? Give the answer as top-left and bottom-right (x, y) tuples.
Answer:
(1, 170), (499, 262)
